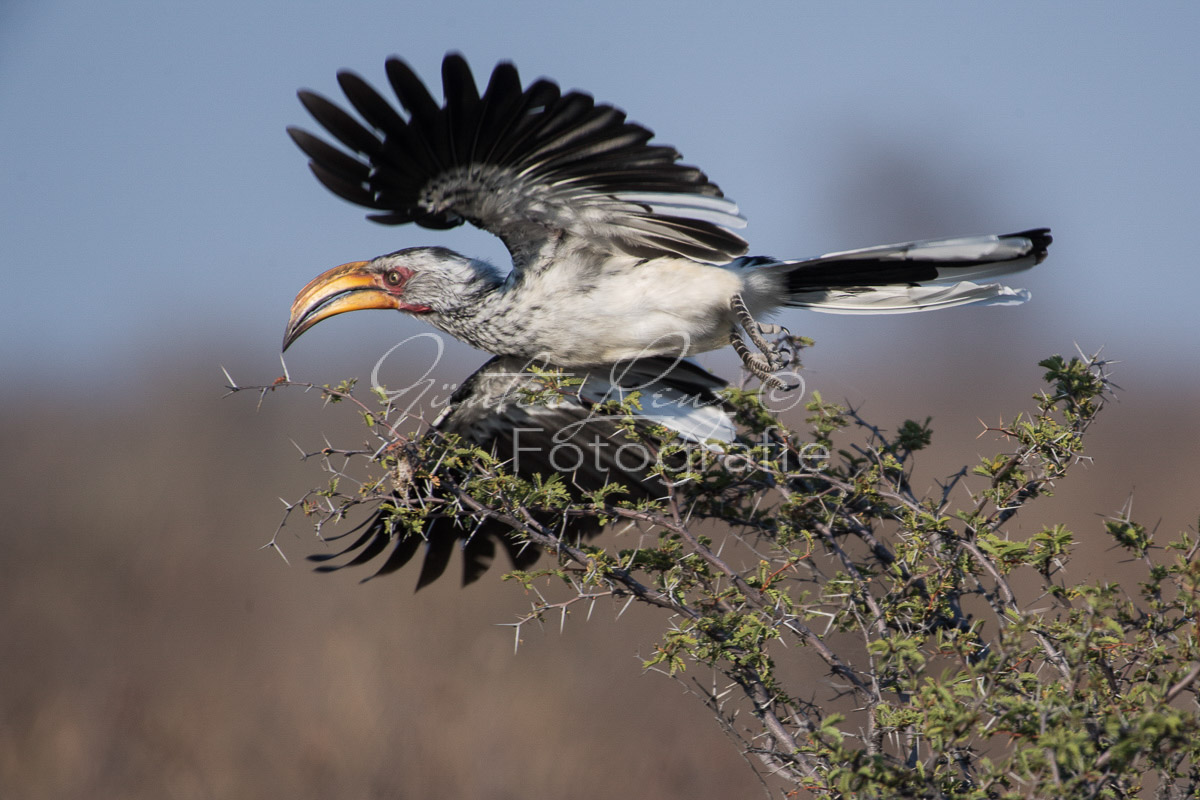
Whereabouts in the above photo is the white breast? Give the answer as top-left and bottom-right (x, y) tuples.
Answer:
(525, 258), (745, 363)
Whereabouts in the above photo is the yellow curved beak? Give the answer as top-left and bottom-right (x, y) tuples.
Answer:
(283, 261), (399, 351)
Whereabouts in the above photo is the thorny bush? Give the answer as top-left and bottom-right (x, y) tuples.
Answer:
(230, 352), (1200, 800)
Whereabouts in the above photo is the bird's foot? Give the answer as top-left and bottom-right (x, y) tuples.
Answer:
(730, 293), (798, 390)
(730, 332), (787, 389)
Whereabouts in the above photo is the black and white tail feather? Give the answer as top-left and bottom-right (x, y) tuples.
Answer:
(752, 227), (1051, 315)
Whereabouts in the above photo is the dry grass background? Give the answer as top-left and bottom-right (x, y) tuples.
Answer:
(2, 343), (1196, 799)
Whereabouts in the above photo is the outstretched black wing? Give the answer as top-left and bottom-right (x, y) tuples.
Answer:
(288, 53), (748, 270)
(309, 355), (735, 589)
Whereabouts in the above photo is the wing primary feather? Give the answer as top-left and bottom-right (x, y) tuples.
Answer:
(413, 535), (455, 589)
(339, 530), (392, 568)
(384, 57), (440, 120)
(379, 120), (443, 181)
(483, 79), (563, 166)
(385, 57), (449, 172)
(459, 535), (498, 587)
(530, 128), (654, 173)
(309, 162), (387, 208)
(297, 90), (382, 156)
(474, 62), (526, 163)
(336, 70), (409, 133)
(307, 523), (376, 563)
(524, 92), (596, 142)
(364, 210), (419, 225)
(310, 525), (387, 572)
(367, 522), (424, 578)
(440, 53), (482, 165)
(286, 127), (370, 183)
(500, 536), (543, 571)
(518, 107), (632, 167)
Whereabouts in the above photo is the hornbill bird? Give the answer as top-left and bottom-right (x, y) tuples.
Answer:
(282, 53), (1050, 585)
(308, 355), (742, 588)
(282, 53), (1051, 385)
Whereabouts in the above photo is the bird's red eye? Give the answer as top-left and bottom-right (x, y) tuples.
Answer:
(384, 269), (404, 286)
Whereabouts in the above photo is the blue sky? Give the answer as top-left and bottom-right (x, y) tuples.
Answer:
(2, 1), (1197, 391)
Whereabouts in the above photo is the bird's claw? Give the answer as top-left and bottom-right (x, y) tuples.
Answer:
(729, 293), (796, 390)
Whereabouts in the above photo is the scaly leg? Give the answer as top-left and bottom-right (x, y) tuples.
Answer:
(729, 329), (780, 383)
(729, 293), (796, 389)
(731, 293), (787, 365)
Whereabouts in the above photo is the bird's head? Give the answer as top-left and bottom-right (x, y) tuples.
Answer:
(283, 247), (495, 351)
